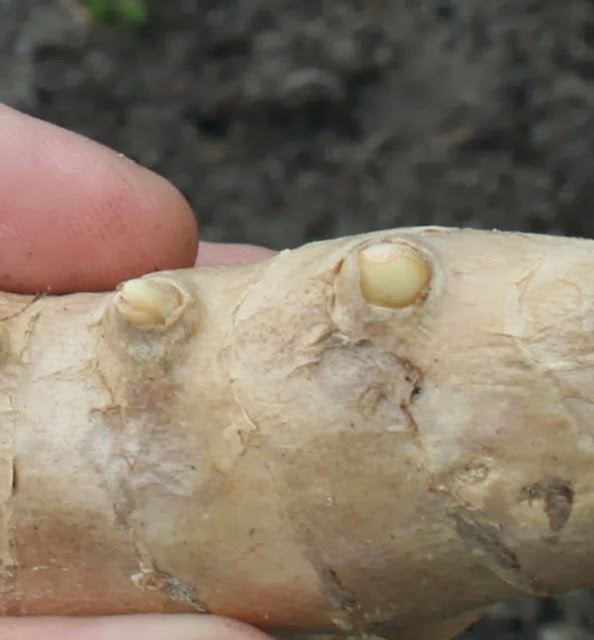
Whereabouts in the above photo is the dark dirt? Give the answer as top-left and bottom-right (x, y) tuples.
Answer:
(3, 1), (594, 638)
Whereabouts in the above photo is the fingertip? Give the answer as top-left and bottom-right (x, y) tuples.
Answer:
(0, 106), (199, 294)
(0, 614), (275, 640)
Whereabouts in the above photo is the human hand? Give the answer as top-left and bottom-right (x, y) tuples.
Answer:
(0, 103), (273, 639)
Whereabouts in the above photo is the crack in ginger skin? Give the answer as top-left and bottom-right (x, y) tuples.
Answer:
(3, 227), (594, 639)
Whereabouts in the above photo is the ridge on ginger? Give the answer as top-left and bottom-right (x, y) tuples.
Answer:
(1, 226), (594, 640)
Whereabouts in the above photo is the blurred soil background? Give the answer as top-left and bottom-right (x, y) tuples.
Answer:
(3, 1), (594, 638)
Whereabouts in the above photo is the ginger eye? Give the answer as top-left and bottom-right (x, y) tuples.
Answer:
(359, 242), (431, 308)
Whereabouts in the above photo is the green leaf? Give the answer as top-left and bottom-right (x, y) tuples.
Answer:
(84, 0), (149, 29)
(84, 0), (113, 23)
(117, 0), (148, 28)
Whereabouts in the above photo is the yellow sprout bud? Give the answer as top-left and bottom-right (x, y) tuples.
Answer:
(115, 277), (185, 328)
(359, 242), (431, 308)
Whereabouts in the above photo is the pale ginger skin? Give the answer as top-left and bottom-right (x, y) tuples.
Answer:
(1, 226), (594, 640)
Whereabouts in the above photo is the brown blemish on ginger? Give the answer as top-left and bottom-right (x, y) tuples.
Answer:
(521, 477), (574, 533)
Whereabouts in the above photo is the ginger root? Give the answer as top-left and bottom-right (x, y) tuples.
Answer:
(1, 226), (594, 640)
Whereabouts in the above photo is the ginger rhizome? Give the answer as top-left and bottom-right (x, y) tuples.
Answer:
(1, 227), (593, 640)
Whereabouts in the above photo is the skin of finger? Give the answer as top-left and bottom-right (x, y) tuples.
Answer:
(197, 242), (276, 266)
(0, 614), (274, 640)
(0, 104), (198, 294)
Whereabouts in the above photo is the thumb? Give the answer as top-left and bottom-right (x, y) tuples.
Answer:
(0, 614), (275, 640)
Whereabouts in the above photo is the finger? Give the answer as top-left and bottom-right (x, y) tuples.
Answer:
(0, 614), (274, 640)
(197, 242), (275, 266)
(0, 104), (198, 294)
